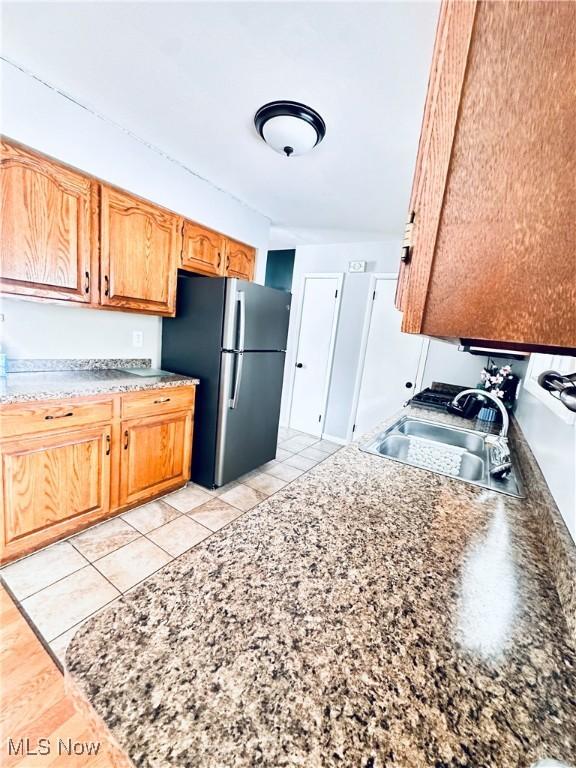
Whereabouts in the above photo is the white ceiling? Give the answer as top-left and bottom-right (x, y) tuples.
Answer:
(2, 1), (439, 239)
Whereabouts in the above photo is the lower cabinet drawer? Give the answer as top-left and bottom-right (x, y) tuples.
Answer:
(1, 425), (111, 562)
(121, 386), (195, 420)
(1, 397), (115, 439)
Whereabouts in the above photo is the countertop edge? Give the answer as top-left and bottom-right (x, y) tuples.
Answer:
(0, 376), (199, 406)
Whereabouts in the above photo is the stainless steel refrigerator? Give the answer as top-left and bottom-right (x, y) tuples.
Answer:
(162, 272), (291, 488)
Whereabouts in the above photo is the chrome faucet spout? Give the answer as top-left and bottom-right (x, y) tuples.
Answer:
(452, 388), (510, 438)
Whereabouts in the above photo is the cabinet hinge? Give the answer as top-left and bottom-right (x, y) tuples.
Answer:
(401, 211), (415, 264)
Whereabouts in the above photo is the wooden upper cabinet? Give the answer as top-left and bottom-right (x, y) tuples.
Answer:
(225, 238), (256, 281)
(0, 139), (97, 304)
(397, 1), (576, 351)
(181, 221), (225, 277)
(100, 185), (181, 315)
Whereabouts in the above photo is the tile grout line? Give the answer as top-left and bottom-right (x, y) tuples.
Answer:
(48, 451), (340, 647)
(48, 593), (123, 651)
(17, 563), (122, 644)
(16, 561), (94, 605)
(9, 438), (341, 639)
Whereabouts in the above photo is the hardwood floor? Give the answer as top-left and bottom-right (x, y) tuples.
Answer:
(0, 585), (130, 767)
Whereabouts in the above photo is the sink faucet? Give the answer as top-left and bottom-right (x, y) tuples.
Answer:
(451, 388), (509, 437)
(451, 389), (511, 479)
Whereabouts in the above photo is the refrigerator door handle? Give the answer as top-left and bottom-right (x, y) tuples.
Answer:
(237, 290), (246, 352)
(229, 352), (244, 409)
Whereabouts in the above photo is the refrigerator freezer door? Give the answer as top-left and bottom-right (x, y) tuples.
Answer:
(222, 279), (291, 352)
(215, 351), (286, 486)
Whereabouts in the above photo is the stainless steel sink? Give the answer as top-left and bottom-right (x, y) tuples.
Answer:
(361, 415), (524, 498)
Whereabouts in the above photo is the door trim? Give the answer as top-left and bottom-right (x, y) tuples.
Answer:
(288, 272), (344, 436)
(347, 273), (429, 442)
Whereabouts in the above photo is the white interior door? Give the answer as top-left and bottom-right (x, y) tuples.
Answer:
(353, 277), (426, 439)
(289, 274), (342, 436)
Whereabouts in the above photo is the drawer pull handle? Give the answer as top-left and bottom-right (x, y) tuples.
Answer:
(124, 430), (129, 450)
(154, 397), (171, 404)
(106, 435), (111, 455)
(45, 412), (73, 420)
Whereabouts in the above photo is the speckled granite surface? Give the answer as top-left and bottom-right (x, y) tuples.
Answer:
(510, 419), (576, 644)
(7, 358), (152, 373)
(0, 366), (199, 404)
(66, 407), (576, 767)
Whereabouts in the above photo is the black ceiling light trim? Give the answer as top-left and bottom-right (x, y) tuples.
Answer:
(254, 100), (327, 155)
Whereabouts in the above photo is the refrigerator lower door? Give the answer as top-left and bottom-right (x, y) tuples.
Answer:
(215, 351), (286, 486)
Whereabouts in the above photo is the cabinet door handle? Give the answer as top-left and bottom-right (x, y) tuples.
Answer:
(104, 275), (110, 297)
(45, 412), (73, 420)
(154, 397), (171, 404)
(106, 435), (111, 455)
(217, 251), (221, 269)
(124, 430), (129, 450)
(84, 271), (90, 294)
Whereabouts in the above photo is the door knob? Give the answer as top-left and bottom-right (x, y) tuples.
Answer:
(296, 363), (303, 368)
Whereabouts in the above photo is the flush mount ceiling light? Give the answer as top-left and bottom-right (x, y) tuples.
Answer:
(254, 101), (326, 157)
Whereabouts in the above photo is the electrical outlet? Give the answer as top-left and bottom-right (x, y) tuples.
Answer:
(132, 330), (143, 348)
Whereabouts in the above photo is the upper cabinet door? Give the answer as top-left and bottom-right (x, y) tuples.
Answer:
(397, 1), (576, 351)
(0, 139), (95, 303)
(181, 221), (224, 277)
(225, 238), (256, 282)
(100, 185), (181, 316)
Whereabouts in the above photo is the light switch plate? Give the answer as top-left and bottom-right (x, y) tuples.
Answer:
(132, 330), (143, 348)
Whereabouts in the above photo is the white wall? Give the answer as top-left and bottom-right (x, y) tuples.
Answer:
(1, 297), (162, 366)
(280, 240), (493, 440)
(281, 241), (398, 438)
(421, 339), (485, 390)
(0, 60), (270, 362)
(516, 389), (576, 541)
(283, 240), (575, 544)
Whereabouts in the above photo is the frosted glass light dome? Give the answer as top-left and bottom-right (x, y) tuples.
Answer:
(255, 101), (326, 157)
(262, 115), (318, 156)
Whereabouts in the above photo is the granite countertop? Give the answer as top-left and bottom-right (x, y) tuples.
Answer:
(0, 369), (199, 405)
(65, 406), (576, 767)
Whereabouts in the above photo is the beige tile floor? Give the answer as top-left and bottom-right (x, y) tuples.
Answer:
(0, 427), (341, 662)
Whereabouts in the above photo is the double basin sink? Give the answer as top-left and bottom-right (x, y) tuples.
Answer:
(361, 415), (523, 498)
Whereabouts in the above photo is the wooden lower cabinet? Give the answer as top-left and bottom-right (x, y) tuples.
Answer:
(0, 386), (196, 564)
(0, 425), (111, 563)
(119, 410), (193, 508)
